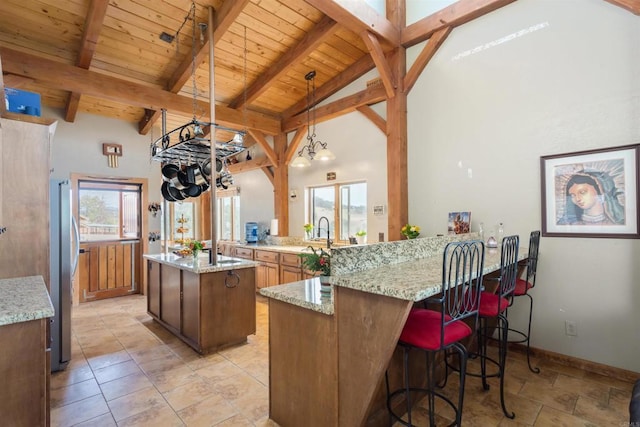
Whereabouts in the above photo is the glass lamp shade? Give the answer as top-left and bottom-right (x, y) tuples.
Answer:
(315, 148), (336, 161)
(290, 155), (311, 168)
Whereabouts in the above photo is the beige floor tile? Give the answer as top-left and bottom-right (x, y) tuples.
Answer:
(73, 412), (117, 426)
(51, 394), (110, 427)
(534, 406), (597, 426)
(573, 395), (629, 426)
(93, 359), (142, 384)
(581, 370), (635, 393)
(147, 364), (200, 393)
(86, 348), (132, 371)
(117, 404), (186, 427)
(210, 371), (268, 402)
(51, 364), (95, 390)
(99, 372), (155, 402)
(138, 353), (185, 375)
(519, 380), (579, 413)
(50, 377), (102, 409)
(162, 377), (219, 412)
(211, 413), (254, 426)
(552, 373), (611, 404)
(129, 344), (177, 365)
(609, 386), (632, 413)
(177, 393), (238, 426)
(106, 386), (169, 422)
(196, 358), (245, 382)
(231, 391), (270, 423)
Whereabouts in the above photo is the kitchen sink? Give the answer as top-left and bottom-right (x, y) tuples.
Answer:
(215, 259), (242, 264)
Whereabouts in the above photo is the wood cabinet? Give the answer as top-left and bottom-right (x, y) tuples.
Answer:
(146, 260), (256, 354)
(233, 247), (254, 260)
(280, 252), (302, 283)
(0, 118), (54, 284)
(255, 250), (280, 289)
(0, 319), (50, 427)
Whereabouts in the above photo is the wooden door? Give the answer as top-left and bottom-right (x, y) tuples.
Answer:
(77, 241), (141, 302)
(0, 119), (52, 284)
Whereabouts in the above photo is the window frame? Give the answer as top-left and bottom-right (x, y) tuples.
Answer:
(307, 180), (367, 244)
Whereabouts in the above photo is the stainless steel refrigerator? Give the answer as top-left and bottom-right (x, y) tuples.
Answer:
(49, 179), (79, 372)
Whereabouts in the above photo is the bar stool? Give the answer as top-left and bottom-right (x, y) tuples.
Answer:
(386, 240), (485, 426)
(507, 230), (541, 373)
(475, 234), (519, 419)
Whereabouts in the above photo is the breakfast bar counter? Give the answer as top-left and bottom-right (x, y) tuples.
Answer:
(260, 236), (527, 427)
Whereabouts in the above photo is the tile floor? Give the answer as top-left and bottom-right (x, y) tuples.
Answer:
(51, 294), (634, 426)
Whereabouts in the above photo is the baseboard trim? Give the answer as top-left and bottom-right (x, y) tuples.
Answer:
(508, 343), (640, 383)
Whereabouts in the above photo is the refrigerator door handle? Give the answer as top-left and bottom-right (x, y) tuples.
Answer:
(71, 215), (80, 276)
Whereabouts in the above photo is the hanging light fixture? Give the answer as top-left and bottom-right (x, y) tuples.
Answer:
(290, 70), (335, 168)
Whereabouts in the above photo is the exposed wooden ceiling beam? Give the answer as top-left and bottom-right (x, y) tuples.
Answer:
(229, 15), (339, 109)
(248, 129), (278, 167)
(226, 156), (273, 174)
(404, 26), (452, 94)
(64, 0), (109, 123)
(305, 0), (400, 47)
(356, 105), (386, 134)
(0, 46), (281, 135)
(282, 53), (376, 119)
(361, 31), (396, 98)
(604, 0), (640, 14)
(2, 73), (33, 89)
(282, 84), (387, 133)
(401, 0), (516, 47)
(284, 128), (307, 165)
(139, 0), (250, 135)
(261, 166), (275, 185)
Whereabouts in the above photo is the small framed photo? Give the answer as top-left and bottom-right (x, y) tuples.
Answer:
(448, 211), (471, 235)
(540, 144), (640, 238)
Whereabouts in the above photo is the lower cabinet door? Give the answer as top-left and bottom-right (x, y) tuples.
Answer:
(280, 265), (302, 284)
(147, 261), (160, 317)
(160, 266), (181, 332)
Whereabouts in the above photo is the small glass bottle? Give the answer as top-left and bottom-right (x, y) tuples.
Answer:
(498, 222), (504, 244)
(479, 222), (485, 242)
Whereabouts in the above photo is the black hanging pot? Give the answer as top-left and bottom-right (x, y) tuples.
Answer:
(161, 164), (179, 182)
(167, 183), (186, 200)
(191, 164), (208, 186)
(184, 182), (202, 197)
(177, 165), (196, 188)
(161, 181), (176, 202)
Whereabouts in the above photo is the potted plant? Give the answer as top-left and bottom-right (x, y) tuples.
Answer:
(355, 230), (367, 245)
(303, 223), (314, 240)
(298, 246), (331, 286)
(401, 224), (421, 239)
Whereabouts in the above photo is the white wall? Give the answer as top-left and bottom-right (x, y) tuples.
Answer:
(232, 168), (275, 236)
(405, 0), (640, 372)
(287, 111), (388, 241)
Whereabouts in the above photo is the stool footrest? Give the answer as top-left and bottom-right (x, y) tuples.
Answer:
(387, 386), (460, 427)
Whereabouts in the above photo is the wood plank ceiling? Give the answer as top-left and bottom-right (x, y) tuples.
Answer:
(0, 0), (637, 144)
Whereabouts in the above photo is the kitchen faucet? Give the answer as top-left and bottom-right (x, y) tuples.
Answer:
(317, 216), (331, 248)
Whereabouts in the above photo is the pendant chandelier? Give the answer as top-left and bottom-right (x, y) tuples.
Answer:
(290, 70), (335, 168)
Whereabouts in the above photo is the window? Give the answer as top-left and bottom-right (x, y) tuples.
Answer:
(78, 180), (141, 242)
(217, 188), (240, 241)
(308, 182), (367, 243)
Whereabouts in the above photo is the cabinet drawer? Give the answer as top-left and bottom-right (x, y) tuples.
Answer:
(234, 247), (254, 260)
(280, 252), (302, 267)
(255, 250), (279, 263)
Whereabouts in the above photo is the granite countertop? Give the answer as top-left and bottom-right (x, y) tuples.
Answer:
(260, 246), (528, 313)
(259, 277), (334, 315)
(144, 253), (259, 273)
(0, 276), (54, 326)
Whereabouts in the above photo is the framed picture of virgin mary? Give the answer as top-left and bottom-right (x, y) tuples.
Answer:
(541, 144), (640, 238)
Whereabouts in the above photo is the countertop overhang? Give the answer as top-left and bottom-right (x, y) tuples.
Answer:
(144, 253), (258, 273)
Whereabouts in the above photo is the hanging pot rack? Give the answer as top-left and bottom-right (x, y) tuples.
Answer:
(150, 118), (246, 165)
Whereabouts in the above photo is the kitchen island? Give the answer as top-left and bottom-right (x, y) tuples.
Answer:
(144, 253), (258, 354)
(260, 236), (528, 427)
(0, 275), (54, 426)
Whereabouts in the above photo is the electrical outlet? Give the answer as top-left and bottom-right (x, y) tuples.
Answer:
(565, 320), (577, 336)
